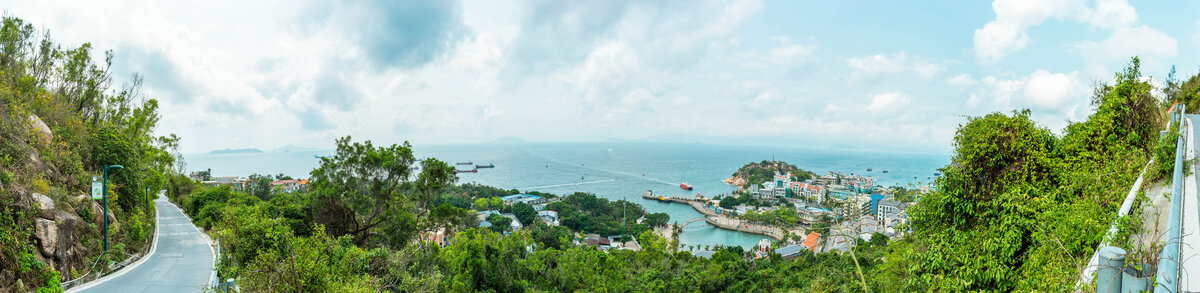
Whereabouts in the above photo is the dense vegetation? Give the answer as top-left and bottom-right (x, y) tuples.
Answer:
(547, 192), (668, 237)
(881, 58), (1166, 291)
(0, 16), (178, 291)
(175, 185), (892, 291)
(728, 160), (816, 188)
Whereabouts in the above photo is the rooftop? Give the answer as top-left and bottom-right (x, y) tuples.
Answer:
(776, 245), (804, 256)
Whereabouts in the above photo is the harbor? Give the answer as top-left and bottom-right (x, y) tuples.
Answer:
(643, 191), (794, 240)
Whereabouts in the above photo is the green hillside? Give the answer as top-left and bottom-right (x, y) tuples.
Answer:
(0, 16), (180, 292)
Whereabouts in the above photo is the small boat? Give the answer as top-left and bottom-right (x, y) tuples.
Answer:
(456, 162), (473, 165)
(456, 169), (477, 173)
(475, 163), (495, 168)
(867, 168), (873, 172)
(882, 170), (889, 173)
(680, 182), (693, 190)
(410, 166), (419, 170)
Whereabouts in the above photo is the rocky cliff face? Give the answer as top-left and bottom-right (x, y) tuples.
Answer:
(16, 189), (106, 278)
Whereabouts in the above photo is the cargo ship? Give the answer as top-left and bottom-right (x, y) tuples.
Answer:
(456, 162), (473, 165)
(475, 163), (495, 168)
(680, 182), (693, 190)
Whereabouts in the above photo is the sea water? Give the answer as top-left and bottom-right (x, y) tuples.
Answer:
(185, 142), (950, 249)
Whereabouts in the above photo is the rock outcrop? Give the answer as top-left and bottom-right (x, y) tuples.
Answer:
(34, 218), (57, 256)
(26, 114), (53, 144)
(28, 192), (56, 219)
(20, 190), (99, 277)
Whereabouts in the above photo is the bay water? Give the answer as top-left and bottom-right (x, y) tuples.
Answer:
(185, 142), (949, 249)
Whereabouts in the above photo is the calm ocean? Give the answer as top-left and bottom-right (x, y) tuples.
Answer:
(185, 142), (950, 249)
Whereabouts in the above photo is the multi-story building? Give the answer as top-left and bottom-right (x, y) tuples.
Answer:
(875, 199), (901, 222)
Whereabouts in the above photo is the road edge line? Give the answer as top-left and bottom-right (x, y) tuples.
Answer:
(66, 197), (163, 292)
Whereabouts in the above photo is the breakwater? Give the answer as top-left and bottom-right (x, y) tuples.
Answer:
(643, 191), (790, 240)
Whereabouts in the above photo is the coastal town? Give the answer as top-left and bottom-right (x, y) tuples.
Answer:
(649, 165), (927, 258)
(186, 159), (930, 261)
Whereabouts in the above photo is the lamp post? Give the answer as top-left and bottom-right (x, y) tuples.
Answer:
(103, 164), (123, 253)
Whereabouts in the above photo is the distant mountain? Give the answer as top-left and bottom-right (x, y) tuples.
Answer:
(493, 136), (526, 144)
(273, 145), (318, 152)
(209, 148), (264, 154)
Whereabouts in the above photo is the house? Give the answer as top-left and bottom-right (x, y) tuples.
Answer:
(205, 176), (246, 189)
(802, 232), (822, 251)
(789, 182), (825, 201)
(772, 186), (788, 198)
(271, 179), (301, 193)
(775, 245), (804, 259)
(500, 194), (546, 205)
(584, 234), (610, 248)
(735, 204), (754, 215)
(424, 228), (450, 247)
(773, 171), (793, 187)
(539, 210), (559, 226)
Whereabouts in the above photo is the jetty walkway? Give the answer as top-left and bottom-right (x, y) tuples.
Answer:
(643, 191), (793, 240)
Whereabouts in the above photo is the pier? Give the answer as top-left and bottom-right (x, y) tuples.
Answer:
(643, 190), (791, 240)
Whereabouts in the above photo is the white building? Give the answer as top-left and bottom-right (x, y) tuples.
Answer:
(538, 210), (559, 226)
(789, 182), (826, 202)
(876, 199), (901, 223)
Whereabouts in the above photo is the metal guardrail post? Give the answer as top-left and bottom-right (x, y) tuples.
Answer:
(1156, 105), (1185, 293)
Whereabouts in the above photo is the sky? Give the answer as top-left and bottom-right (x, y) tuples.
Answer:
(3, 0), (1199, 154)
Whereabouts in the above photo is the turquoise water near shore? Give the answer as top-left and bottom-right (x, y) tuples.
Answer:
(185, 142), (949, 249)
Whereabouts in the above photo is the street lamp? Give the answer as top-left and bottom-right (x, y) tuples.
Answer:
(103, 164), (123, 253)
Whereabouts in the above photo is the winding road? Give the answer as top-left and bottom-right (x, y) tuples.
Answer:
(68, 196), (215, 293)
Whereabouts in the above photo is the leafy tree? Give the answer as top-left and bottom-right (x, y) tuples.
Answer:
(308, 136), (457, 248)
(511, 202), (537, 226)
(644, 212), (670, 228)
(487, 213), (512, 232)
(245, 173), (273, 200)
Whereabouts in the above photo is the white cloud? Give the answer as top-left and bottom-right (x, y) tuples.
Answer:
(978, 70), (1086, 112)
(973, 0), (1087, 63)
(1023, 70), (1086, 111)
(768, 36), (815, 62)
(1077, 25), (1178, 61)
(1084, 0), (1137, 29)
(848, 53), (905, 75)
(947, 74), (978, 87)
(1193, 20), (1200, 47)
(847, 52), (944, 80)
(867, 92), (911, 115)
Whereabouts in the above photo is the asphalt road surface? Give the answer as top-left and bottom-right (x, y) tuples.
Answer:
(70, 196), (214, 292)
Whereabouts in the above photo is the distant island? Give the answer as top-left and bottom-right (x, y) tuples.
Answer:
(725, 160), (817, 189)
(209, 148), (264, 154)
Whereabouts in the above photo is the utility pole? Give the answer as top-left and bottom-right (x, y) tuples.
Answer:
(623, 193), (627, 240)
(103, 165), (124, 253)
